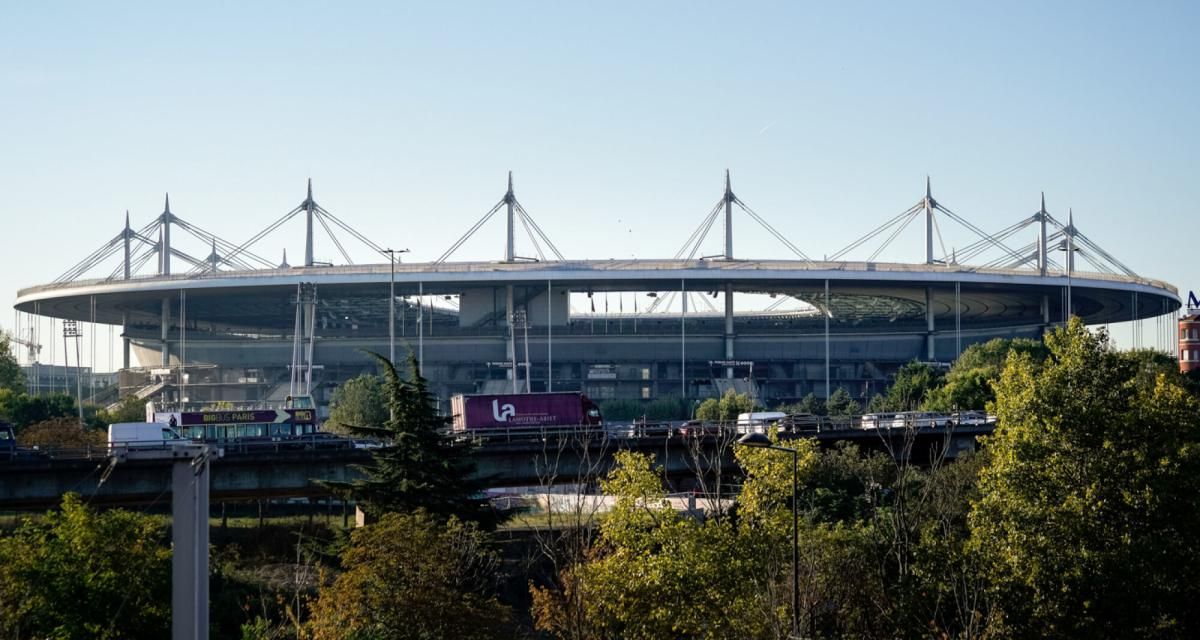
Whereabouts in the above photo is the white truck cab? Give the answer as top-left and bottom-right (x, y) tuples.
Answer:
(108, 422), (184, 449)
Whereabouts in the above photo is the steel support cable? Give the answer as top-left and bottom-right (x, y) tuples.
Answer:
(173, 218), (273, 268)
(176, 226), (260, 274)
(956, 219), (1033, 263)
(930, 212), (949, 261)
(169, 247), (208, 270)
(54, 232), (127, 282)
(934, 204), (1027, 265)
(125, 247), (159, 276)
(314, 211), (354, 264)
(515, 209), (546, 261)
(982, 241), (1037, 269)
(867, 208), (921, 262)
(828, 203), (922, 261)
(436, 199), (506, 263)
(1072, 232), (1136, 276)
(314, 206), (388, 255)
(1077, 250), (1117, 275)
(686, 203), (724, 260)
(733, 198), (812, 261)
(105, 242), (159, 280)
(673, 200), (724, 260)
(514, 202), (565, 260)
(224, 205), (305, 264)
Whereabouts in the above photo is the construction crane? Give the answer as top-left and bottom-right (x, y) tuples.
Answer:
(10, 327), (41, 363)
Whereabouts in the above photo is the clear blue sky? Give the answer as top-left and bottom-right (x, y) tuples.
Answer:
(2, 1), (1197, 370)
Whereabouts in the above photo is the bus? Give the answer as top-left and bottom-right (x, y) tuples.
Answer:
(151, 395), (319, 443)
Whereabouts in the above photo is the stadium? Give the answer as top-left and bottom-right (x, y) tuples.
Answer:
(12, 174), (1181, 414)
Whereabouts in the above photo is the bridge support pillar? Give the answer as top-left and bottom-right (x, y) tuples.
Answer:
(172, 449), (211, 640)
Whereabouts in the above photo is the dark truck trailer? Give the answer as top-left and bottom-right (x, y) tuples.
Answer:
(450, 392), (602, 431)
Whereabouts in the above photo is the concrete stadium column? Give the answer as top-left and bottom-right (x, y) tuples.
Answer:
(925, 287), (936, 361)
(506, 285), (516, 392)
(724, 283), (734, 378)
(121, 312), (130, 370)
(161, 297), (171, 367)
(1041, 293), (1051, 335)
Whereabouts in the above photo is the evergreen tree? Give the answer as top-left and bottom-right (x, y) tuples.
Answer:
(324, 352), (496, 526)
(0, 333), (25, 394)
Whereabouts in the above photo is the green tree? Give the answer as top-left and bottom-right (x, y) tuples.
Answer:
(970, 318), (1200, 637)
(0, 392), (78, 430)
(533, 450), (787, 639)
(96, 394), (147, 426)
(924, 337), (1048, 411)
(0, 494), (171, 639)
(324, 373), (387, 434)
(307, 510), (513, 640)
(778, 392), (825, 417)
(825, 388), (859, 418)
(0, 333), (24, 394)
(882, 360), (942, 412)
(323, 352), (494, 525)
(694, 389), (758, 422)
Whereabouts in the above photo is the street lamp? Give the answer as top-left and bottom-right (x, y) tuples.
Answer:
(736, 432), (799, 638)
(382, 248), (410, 364)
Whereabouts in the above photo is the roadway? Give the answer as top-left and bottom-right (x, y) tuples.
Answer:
(0, 420), (993, 510)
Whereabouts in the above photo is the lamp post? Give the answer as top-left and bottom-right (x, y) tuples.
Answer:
(736, 432), (799, 638)
(382, 248), (410, 364)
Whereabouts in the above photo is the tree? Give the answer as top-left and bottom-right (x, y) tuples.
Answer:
(322, 352), (495, 526)
(0, 332), (24, 394)
(0, 392), (78, 430)
(0, 494), (171, 639)
(695, 389), (758, 422)
(825, 388), (859, 418)
(882, 361), (942, 412)
(532, 450), (786, 639)
(324, 373), (387, 434)
(17, 417), (106, 448)
(970, 318), (1200, 637)
(778, 392), (825, 417)
(307, 510), (512, 640)
(95, 394), (146, 426)
(924, 337), (1048, 411)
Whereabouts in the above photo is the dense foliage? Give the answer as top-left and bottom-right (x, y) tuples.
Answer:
(695, 388), (759, 421)
(0, 333), (23, 394)
(324, 373), (388, 434)
(307, 510), (513, 640)
(0, 494), (172, 639)
(322, 352), (495, 526)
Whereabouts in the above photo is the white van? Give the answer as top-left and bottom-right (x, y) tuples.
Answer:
(736, 411), (788, 434)
(108, 422), (184, 449)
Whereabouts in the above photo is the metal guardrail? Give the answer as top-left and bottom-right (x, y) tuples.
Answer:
(7, 413), (995, 462)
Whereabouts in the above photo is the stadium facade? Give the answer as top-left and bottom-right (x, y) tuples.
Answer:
(13, 176), (1182, 413)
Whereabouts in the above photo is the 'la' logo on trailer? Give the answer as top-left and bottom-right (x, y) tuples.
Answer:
(492, 400), (516, 422)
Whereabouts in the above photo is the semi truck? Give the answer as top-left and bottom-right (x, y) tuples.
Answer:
(450, 392), (603, 431)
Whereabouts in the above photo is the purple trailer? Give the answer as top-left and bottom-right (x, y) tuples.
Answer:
(450, 392), (603, 431)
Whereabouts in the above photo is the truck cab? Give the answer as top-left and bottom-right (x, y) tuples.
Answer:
(0, 422), (15, 459)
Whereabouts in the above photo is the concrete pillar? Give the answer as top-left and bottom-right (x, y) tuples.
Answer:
(121, 312), (130, 370)
(506, 285), (516, 392)
(171, 451), (211, 640)
(724, 283), (734, 378)
(161, 297), (171, 367)
(925, 287), (936, 361)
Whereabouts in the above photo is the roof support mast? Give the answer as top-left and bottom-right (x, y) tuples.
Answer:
(304, 179), (315, 267)
(924, 177), (934, 264)
(504, 171), (515, 262)
(1037, 193), (1048, 276)
(160, 194), (172, 276)
(723, 170), (735, 379)
(123, 211), (132, 280)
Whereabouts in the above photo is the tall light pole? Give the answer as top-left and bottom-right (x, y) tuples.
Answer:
(382, 248), (409, 364)
(737, 432), (799, 637)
